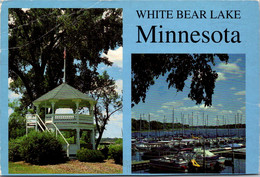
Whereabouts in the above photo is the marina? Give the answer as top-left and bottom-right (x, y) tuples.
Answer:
(131, 54), (246, 174)
(132, 124), (246, 173)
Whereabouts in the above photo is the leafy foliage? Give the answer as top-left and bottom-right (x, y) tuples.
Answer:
(76, 148), (105, 162)
(9, 137), (24, 162)
(131, 54), (229, 107)
(108, 144), (122, 165)
(8, 99), (27, 139)
(19, 131), (67, 165)
(114, 138), (122, 144)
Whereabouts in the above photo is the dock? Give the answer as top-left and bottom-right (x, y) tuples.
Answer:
(132, 160), (150, 171)
(213, 149), (245, 159)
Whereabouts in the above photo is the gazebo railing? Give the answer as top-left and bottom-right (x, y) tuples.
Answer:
(45, 114), (93, 124)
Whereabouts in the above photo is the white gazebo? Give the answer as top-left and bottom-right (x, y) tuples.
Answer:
(26, 82), (96, 157)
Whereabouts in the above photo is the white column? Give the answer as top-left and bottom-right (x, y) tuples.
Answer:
(76, 128), (80, 150)
(51, 102), (55, 122)
(91, 129), (95, 149)
(35, 105), (39, 131)
(76, 102), (79, 124)
(90, 103), (93, 116)
(36, 105), (40, 114)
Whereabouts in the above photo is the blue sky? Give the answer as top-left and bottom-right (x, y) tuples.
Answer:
(8, 47), (123, 138)
(132, 54), (245, 126)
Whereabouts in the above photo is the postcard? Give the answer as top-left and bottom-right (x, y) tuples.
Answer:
(0, 0), (259, 175)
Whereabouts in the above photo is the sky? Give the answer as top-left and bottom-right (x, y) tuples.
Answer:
(8, 47), (123, 138)
(132, 54), (245, 126)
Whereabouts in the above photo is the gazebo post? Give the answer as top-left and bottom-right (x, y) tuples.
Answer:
(90, 103), (94, 117)
(73, 99), (81, 124)
(51, 101), (55, 122)
(35, 104), (40, 131)
(76, 102), (79, 124)
(76, 128), (80, 150)
(91, 128), (95, 149)
(36, 105), (40, 114)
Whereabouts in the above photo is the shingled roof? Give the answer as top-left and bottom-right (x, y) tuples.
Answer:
(33, 83), (95, 108)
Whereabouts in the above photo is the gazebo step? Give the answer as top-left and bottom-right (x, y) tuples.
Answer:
(27, 125), (36, 128)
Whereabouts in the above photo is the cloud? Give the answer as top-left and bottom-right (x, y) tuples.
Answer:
(217, 62), (244, 76)
(156, 110), (165, 114)
(115, 79), (123, 95)
(109, 112), (123, 122)
(8, 78), (22, 101)
(237, 98), (243, 101)
(219, 110), (233, 114)
(183, 97), (191, 101)
(161, 101), (184, 109)
(8, 108), (13, 116)
(179, 104), (218, 112)
(217, 104), (223, 107)
(102, 112), (122, 138)
(216, 72), (226, 81)
(240, 106), (245, 111)
(237, 110), (243, 114)
(234, 90), (245, 96)
(103, 47), (122, 68)
(230, 87), (236, 90)
(235, 58), (242, 63)
(8, 78), (13, 86)
(9, 91), (21, 100)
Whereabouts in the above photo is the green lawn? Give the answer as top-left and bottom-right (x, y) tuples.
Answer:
(9, 162), (59, 174)
(9, 160), (122, 174)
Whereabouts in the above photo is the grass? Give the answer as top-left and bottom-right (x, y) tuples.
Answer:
(9, 159), (122, 174)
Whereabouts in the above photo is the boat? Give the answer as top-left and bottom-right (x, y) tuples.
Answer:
(149, 153), (189, 173)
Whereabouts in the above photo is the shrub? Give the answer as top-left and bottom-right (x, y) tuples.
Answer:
(8, 115), (26, 140)
(76, 148), (104, 162)
(108, 144), (122, 165)
(19, 131), (67, 165)
(9, 137), (23, 162)
(100, 146), (109, 159)
(115, 138), (123, 144)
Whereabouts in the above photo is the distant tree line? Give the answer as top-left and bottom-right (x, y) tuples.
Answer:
(131, 118), (246, 131)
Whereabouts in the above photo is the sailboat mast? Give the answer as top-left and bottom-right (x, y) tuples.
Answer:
(148, 114), (150, 139)
(182, 113), (184, 137)
(196, 115), (199, 137)
(216, 115), (218, 140)
(206, 115), (208, 137)
(139, 114), (142, 139)
(237, 113), (240, 137)
(172, 108), (174, 138)
(203, 112), (205, 137)
(192, 112), (193, 136)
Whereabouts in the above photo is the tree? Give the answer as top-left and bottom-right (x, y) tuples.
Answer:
(8, 99), (28, 139)
(9, 8), (122, 110)
(91, 71), (122, 149)
(131, 54), (229, 107)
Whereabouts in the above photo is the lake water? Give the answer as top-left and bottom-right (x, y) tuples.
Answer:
(132, 128), (245, 138)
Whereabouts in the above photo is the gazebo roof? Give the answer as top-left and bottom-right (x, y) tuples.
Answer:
(33, 83), (95, 108)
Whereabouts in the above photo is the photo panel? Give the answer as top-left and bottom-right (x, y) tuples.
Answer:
(131, 53), (245, 174)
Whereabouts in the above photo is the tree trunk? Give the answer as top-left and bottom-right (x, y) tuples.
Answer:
(95, 127), (105, 149)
